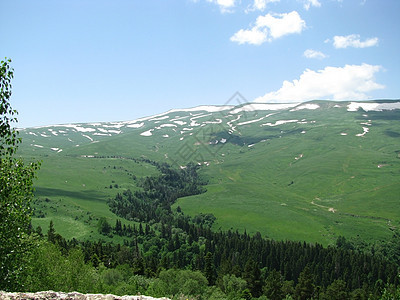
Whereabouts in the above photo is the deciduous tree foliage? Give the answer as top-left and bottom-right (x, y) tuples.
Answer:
(0, 58), (40, 290)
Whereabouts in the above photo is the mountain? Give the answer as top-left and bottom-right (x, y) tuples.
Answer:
(18, 100), (400, 245)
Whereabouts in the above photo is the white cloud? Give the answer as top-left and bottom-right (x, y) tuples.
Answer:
(231, 11), (306, 45)
(333, 34), (379, 48)
(230, 27), (268, 45)
(301, 0), (321, 10)
(249, 0), (280, 12)
(206, 0), (236, 13)
(303, 49), (327, 59)
(254, 64), (384, 103)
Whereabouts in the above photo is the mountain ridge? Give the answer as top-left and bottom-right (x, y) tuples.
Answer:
(19, 99), (400, 129)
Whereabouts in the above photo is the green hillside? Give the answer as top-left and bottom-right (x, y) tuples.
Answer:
(18, 100), (400, 246)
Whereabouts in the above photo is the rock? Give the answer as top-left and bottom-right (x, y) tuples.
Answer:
(0, 291), (170, 300)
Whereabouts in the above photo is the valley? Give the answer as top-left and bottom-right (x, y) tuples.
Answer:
(18, 100), (400, 246)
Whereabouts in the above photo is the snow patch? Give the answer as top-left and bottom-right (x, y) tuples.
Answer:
(167, 105), (234, 114)
(70, 125), (96, 132)
(173, 120), (187, 126)
(237, 114), (274, 126)
(295, 154), (303, 160)
(94, 133), (111, 136)
(203, 119), (223, 124)
(290, 103), (319, 111)
(108, 130), (121, 134)
(356, 127), (369, 137)
(149, 116), (170, 121)
(227, 115), (241, 132)
(347, 101), (400, 112)
(127, 122), (144, 128)
(48, 129), (58, 136)
(230, 103), (298, 114)
(360, 121), (372, 126)
(261, 120), (298, 127)
(82, 134), (94, 141)
(140, 129), (154, 136)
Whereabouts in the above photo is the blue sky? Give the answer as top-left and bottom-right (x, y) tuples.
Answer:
(1, 0), (399, 128)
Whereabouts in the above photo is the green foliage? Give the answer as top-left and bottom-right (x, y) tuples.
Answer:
(0, 58), (18, 156)
(322, 279), (349, 300)
(108, 162), (206, 224)
(0, 58), (40, 291)
(23, 241), (98, 293)
(263, 269), (285, 300)
(147, 269), (208, 299)
(243, 259), (263, 298)
(380, 282), (400, 300)
(97, 217), (112, 235)
(221, 274), (247, 299)
(205, 251), (216, 285)
(294, 266), (315, 300)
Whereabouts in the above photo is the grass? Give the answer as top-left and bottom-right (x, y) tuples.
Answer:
(30, 155), (158, 241)
(18, 101), (400, 246)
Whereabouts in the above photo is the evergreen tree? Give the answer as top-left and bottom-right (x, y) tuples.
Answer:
(323, 279), (349, 300)
(204, 251), (216, 285)
(243, 259), (263, 298)
(47, 220), (56, 243)
(263, 269), (285, 300)
(294, 266), (315, 300)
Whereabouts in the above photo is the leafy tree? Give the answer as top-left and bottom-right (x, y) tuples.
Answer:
(0, 58), (40, 290)
(147, 269), (208, 298)
(23, 241), (98, 293)
(221, 274), (247, 299)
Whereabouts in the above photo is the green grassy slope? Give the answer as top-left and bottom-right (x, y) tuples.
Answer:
(18, 100), (400, 245)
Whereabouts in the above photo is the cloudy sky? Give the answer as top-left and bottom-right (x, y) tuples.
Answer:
(1, 0), (399, 127)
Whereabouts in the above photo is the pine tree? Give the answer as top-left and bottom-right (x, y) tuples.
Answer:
(295, 266), (315, 300)
(264, 269), (285, 300)
(204, 251), (216, 285)
(243, 259), (263, 298)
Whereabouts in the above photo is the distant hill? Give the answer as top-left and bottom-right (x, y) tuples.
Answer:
(18, 100), (400, 246)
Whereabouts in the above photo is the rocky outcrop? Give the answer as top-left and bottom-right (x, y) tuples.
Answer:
(0, 291), (170, 300)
